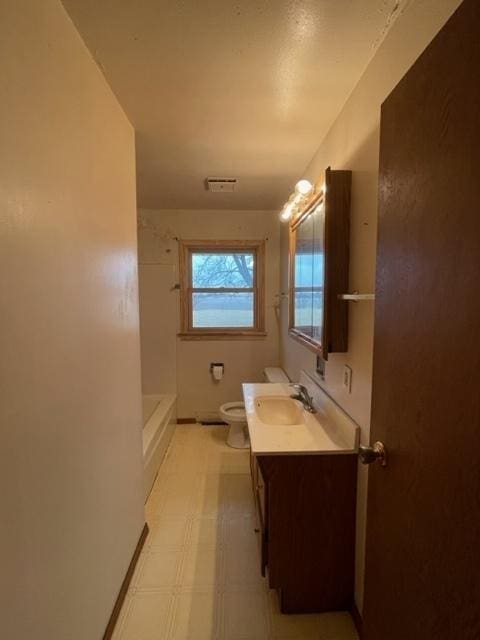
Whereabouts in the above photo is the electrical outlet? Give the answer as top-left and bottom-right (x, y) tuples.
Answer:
(343, 365), (352, 393)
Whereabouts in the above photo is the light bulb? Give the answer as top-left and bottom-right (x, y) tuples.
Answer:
(293, 193), (303, 205)
(280, 202), (294, 222)
(295, 179), (313, 197)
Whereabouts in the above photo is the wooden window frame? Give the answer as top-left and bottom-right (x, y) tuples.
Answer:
(178, 239), (266, 340)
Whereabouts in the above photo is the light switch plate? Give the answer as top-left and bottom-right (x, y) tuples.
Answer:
(343, 365), (352, 393)
(316, 355), (325, 380)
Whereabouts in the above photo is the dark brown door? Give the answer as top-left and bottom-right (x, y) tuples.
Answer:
(363, 2), (480, 638)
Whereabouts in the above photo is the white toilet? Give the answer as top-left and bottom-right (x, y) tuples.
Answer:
(219, 367), (289, 449)
(219, 402), (250, 449)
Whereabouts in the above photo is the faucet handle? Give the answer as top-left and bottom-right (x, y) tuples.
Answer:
(290, 383), (309, 395)
(290, 384), (313, 402)
(289, 384), (317, 413)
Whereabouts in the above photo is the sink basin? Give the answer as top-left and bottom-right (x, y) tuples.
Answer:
(254, 395), (304, 426)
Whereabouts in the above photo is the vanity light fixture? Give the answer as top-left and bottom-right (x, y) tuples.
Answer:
(295, 179), (314, 196)
(279, 179), (318, 222)
(280, 203), (295, 222)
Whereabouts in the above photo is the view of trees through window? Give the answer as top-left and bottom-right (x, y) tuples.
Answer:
(191, 252), (255, 327)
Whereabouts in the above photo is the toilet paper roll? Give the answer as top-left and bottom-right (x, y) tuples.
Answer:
(212, 365), (223, 381)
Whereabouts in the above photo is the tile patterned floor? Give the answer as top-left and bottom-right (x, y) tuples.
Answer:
(113, 424), (359, 640)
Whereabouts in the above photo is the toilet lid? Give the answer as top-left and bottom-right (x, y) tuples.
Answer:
(219, 401), (246, 423)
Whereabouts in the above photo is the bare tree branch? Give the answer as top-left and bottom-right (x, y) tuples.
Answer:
(193, 253), (253, 287)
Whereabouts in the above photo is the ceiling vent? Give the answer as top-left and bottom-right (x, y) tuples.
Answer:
(205, 177), (238, 193)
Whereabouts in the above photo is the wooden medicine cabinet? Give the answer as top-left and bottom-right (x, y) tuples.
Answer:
(288, 167), (351, 359)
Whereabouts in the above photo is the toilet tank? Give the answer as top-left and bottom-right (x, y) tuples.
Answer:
(263, 367), (290, 383)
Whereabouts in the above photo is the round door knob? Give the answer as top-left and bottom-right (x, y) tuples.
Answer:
(359, 441), (387, 467)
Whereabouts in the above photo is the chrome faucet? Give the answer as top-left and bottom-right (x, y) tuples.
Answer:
(290, 384), (317, 413)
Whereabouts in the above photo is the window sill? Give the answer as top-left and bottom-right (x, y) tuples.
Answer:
(178, 331), (267, 341)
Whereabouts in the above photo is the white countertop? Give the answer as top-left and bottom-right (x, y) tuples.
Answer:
(242, 372), (360, 456)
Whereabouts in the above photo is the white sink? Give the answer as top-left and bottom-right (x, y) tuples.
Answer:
(254, 395), (304, 426)
(242, 374), (360, 455)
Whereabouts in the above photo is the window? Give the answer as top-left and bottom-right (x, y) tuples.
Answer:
(179, 240), (266, 339)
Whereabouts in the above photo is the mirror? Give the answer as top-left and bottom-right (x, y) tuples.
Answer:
(289, 198), (325, 350)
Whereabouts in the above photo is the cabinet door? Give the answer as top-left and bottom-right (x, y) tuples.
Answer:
(250, 454), (268, 576)
(288, 167), (351, 359)
(322, 167), (351, 358)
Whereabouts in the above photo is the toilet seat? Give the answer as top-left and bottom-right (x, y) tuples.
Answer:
(219, 401), (246, 424)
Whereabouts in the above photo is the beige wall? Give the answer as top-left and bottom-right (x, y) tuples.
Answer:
(0, 2), (144, 639)
(280, 0), (462, 612)
(138, 262), (178, 395)
(138, 209), (280, 418)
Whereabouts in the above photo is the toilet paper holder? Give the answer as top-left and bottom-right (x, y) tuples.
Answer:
(210, 362), (225, 380)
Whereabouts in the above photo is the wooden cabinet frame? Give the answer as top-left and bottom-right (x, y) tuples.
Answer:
(288, 167), (351, 359)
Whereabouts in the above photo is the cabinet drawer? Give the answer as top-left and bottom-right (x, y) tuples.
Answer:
(251, 455), (266, 524)
(256, 464), (266, 523)
(250, 450), (258, 494)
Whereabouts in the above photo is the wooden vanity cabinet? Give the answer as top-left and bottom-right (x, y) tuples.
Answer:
(250, 450), (357, 614)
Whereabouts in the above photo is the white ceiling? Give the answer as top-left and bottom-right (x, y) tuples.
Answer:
(62, 0), (404, 210)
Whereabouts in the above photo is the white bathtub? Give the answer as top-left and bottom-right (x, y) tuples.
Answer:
(142, 394), (176, 500)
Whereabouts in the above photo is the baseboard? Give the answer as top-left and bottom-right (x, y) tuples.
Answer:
(351, 602), (363, 638)
(177, 417), (228, 426)
(103, 523), (149, 640)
